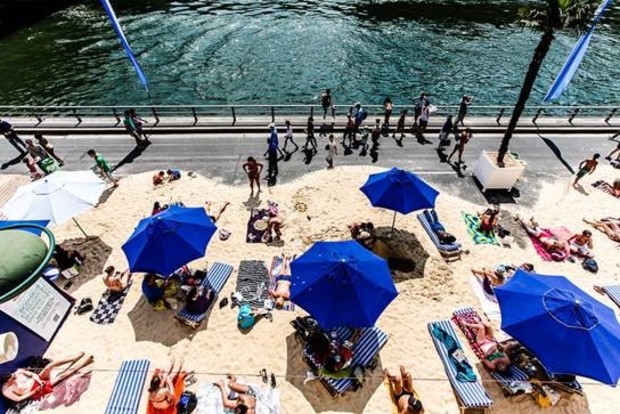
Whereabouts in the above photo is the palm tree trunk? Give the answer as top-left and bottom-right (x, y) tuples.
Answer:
(497, 30), (555, 166)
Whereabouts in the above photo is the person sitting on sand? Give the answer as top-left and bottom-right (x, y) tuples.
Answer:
(423, 210), (457, 244)
(323, 329), (362, 374)
(384, 366), (425, 414)
(516, 216), (570, 261)
(478, 207), (499, 233)
(264, 202), (284, 242)
(584, 218), (620, 243)
(461, 320), (511, 373)
(568, 230), (594, 258)
(153, 171), (166, 186)
(204, 201), (230, 224)
(1, 353), (94, 403)
(348, 221), (378, 249)
(185, 286), (214, 314)
(102, 265), (132, 293)
(165, 169), (181, 182)
(147, 356), (187, 413)
(152, 201), (166, 216)
(269, 257), (292, 310)
(142, 274), (168, 306)
(214, 374), (257, 414)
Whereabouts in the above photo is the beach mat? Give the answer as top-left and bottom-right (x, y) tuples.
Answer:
(236, 260), (270, 307)
(268, 256), (295, 311)
(462, 212), (498, 245)
(592, 180), (620, 198)
(90, 281), (133, 325)
(39, 372), (91, 410)
(551, 227), (573, 242)
(527, 228), (555, 261)
(246, 209), (270, 243)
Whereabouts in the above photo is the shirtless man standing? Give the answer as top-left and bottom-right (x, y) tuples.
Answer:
(573, 154), (600, 187)
(242, 156), (263, 196)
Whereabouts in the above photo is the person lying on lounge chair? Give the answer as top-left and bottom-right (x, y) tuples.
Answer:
(422, 210), (457, 244)
(516, 216), (570, 261)
(568, 230), (594, 258)
(385, 366), (425, 414)
(102, 266), (133, 293)
(186, 286), (214, 314)
(214, 374), (256, 414)
(584, 218), (620, 242)
(269, 256), (292, 310)
(1, 353), (93, 403)
(148, 356), (186, 412)
(461, 320), (512, 373)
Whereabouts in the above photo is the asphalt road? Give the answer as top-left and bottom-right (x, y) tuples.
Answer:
(1, 131), (618, 207)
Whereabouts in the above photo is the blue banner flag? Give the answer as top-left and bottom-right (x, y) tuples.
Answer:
(100, 0), (149, 93)
(543, 0), (613, 102)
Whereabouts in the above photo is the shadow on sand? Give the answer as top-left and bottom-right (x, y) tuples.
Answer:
(285, 333), (384, 413)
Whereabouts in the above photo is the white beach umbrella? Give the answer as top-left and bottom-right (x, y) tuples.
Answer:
(0, 171), (107, 233)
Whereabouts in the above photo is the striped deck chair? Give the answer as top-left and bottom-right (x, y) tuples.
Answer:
(452, 307), (531, 396)
(602, 285), (620, 309)
(304, 326), (388, 396)
(175, 262), (233, 329)
(105, 359), (150, 414)
(417, 212), (462, 262)
(428, 320), (493, 413)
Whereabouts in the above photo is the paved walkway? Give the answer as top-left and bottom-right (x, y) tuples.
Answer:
(1, 131), (618, 207)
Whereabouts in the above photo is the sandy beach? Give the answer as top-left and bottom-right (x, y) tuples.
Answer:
(1, 164), (619, 414)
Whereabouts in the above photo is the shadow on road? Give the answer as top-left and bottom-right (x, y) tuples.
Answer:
(1, 152), (27, 170)
(539, 135), (575, 174)
(112, 142), (151, 172)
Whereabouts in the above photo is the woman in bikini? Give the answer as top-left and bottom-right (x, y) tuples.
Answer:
(516, 216), (570, 260)
(461, 320), (511, 373)
(584, 217), (620, 243)
(102, 266), (133, 293)
(242, 156), (263, 196)
(269, 256), (292, 309)
(148, 356), (187, 413)
(384, 366), (424, 414)
(1, 353), (94, 403)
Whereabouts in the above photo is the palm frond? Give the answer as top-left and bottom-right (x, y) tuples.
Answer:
(518, 0), (600, 33)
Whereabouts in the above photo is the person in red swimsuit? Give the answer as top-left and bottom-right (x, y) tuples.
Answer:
(1, 352), (94, 403)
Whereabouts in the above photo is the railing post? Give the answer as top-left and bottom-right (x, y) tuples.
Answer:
(568, 108), (579, 125)
(532, 108), (543, 124)
(72, 108), (82, 125)
(112, 108), (121, 126)
(271, 106), (275, 123)
(605, 108), (617, 124)
(231, 107), (236, 126)
(192, 107), (198, 126)
(151, 106), (160, 126)
(310, 106), (314, 118)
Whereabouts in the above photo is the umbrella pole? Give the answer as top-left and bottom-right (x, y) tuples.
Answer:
(72, 218), (88, 237)
(390, 211), (397, 236)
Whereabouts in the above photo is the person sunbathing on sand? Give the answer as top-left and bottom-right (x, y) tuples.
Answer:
(461, 320), (512, 373)
(102, 266), (133, 293)
(584, 218), (620, 243)
(478, 207), (499, 233)
(214, 374), (257, 414)
(472, 264), (534, 299)
(205, 201), (230, 224)
(516, 216), (569, 261)
(384, 366), (425, 414)
(1, 353), (94, 403)
(269, 256), (291, 310)
(568, 230), (594, 258)
(148, 356), (187, 412)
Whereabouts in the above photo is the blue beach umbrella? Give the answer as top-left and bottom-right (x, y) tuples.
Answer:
(360, 167), (439, 231)
(290, 240), (398, 329)
(122, 205), (217, 276)
(495, 270), (620, 386)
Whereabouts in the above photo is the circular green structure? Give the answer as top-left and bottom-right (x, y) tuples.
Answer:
(0, 225), (55, 303)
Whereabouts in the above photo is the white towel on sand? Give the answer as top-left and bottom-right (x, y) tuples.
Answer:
(468, 275), (501, 321)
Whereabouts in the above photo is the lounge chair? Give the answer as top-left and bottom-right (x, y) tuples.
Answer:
(105, 359), (150, 414)
(427, 319), (493, 413)
(175, 262), (233, 328)
(600, 285), (620, 309)
(417, 212), (462, 262)
(303, 326), (388, 396)
(452, 307), (531, 397)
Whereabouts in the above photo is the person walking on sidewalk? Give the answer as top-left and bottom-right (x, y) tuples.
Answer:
(34, 133), (64, 166)
(573, 154), (600, 187)
(413, 92), (430, 126)
(342, 114), (355, 148)
(123, 110), (148, 147)
(325, 134), (338, 169)
(129, 108), (149, 140)
(447, 128), (472, 165)
(455, 95), (473, 126)
(383, 97), (393, 125)
(283, 120), (298, 152)
(304, 116), (317, 151)
(0, 119), (27, 155)
(392, 110), (407, 146)
(88, 149), (118, 187)
(321, 89), (335, 119)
